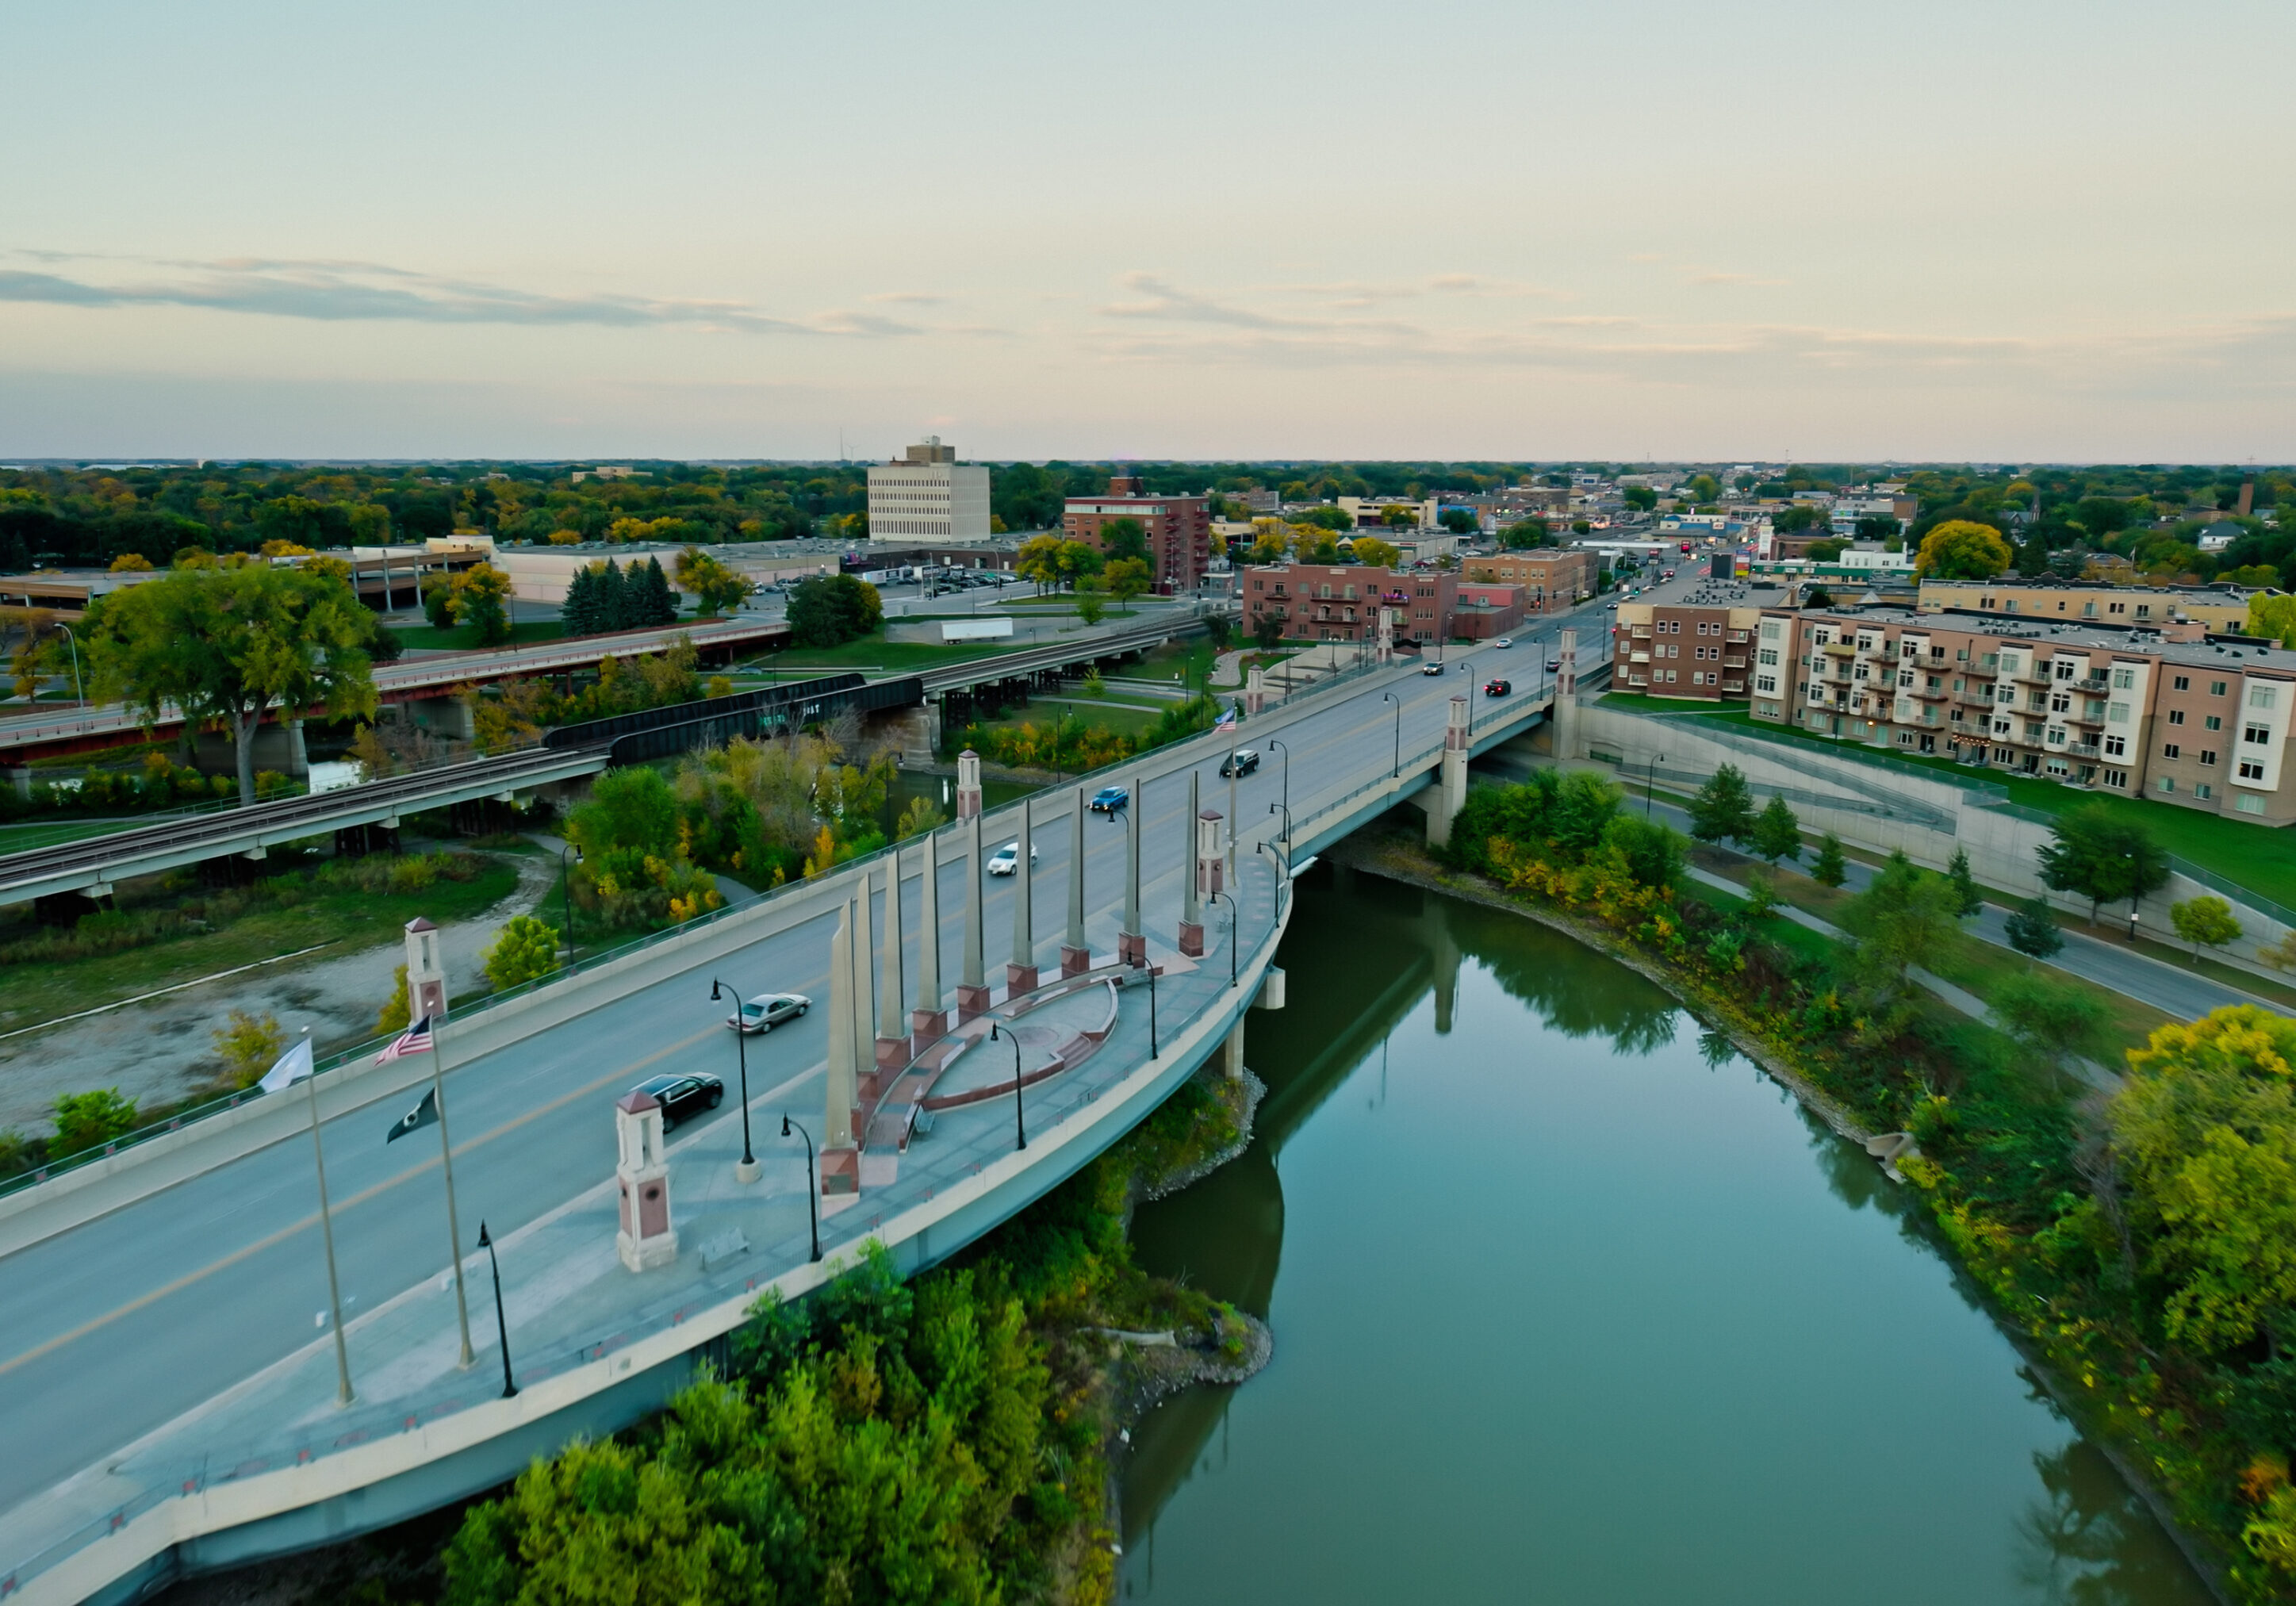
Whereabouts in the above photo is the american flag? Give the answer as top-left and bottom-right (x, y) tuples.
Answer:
(374, 1014), (435, 1066)
(1215, 704), (1236, 731)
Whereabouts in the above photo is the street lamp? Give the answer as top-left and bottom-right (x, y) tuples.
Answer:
(1268, 738), (1290, 822)
(1645, 752), (1664, 819)
(1209, 889), (1238, 987)
(56, 623), (83, 708)
(559, 845), (582, 961)
(707, 979), (761, 1182)
(780, 1115), (822, 1261)
(990, 1022), (1026, 1151)
(1382, 691), (1401, 777)
(475, 1221), (516, 1398)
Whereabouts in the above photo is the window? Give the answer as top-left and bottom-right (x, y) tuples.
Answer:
(2169, 709), (2185, 726)
(2109, 702), (2129, 723)
(2174, 675), (2191, 691)
(2240, 760), (2267, 780)
(2159, 777), (2176, 793)
(2102, 769), (2128, 788)
(2240, 795), (2266, 814)
(2055, 661), (2076, 680)
(2254, 686), (2279, 710)
(1758, 648), (1779, 665)
(2164, 743), (2181, 759)
(2201, 750), (2217, 766)
(2104, 735), (2127, 757)
(2212, 680), (2229, 696)
(2248, 723), (2273, 746)
(2196, 784), (2214, 800)
(1756, 675), (1777, 694)
(2113, 667), (2136, 689)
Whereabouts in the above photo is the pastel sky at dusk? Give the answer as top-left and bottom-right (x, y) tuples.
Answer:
(3, 0), (2290, 462)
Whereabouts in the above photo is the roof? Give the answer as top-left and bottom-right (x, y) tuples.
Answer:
(616, 1088), (660, 1114)
(1780, 604), (2296, 674)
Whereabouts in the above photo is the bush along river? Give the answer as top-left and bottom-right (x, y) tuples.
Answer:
(1117, 858), (2215, 1605)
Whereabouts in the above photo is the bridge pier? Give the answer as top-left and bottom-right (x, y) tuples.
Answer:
(1179, 770), (1205, 957)
(1119, 770), (1145, 966)
(1425, 695), (1470, 849)
(910, 834), (948, 1052)
(1554, 629), (1583, 760)
(1007, 796), (1038, 994)
(956, 812), (990, 1021)
(822, 897), (861, 1196)
(1061, 788), (1090, 976)
(873, 861), (907, 1080)
(956, 747), (982, 821)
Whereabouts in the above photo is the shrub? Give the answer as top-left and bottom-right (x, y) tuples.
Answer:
(52, 1089), (138, 1156)
(378, 963), (411, 1033)
(213, 1009), (288, 1087)
(483, 914), (562, 991)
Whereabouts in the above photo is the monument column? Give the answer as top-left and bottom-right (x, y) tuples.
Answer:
(1119, 772), (1145, 966)
(956, 811), (990, 1021)
(1179, 770), (1205, 957)
(1007, 796), (1037, 995)
(911, 830), (947, 1050)
(1061, 788), (1091, 976)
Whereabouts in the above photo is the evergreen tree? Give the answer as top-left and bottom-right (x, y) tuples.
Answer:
(596, 560), (629, 631)
(562, 565), (600, 636)
(1749, 795), (1802, 864)
(2005, 895), (2064, 958)
(2016, 525), (2051, 578)
(1811, 832), (1847, 887)
(1946, 847), (1984, 916)
(1688, 762), (1757, 846)
(635, 557), (678, 626)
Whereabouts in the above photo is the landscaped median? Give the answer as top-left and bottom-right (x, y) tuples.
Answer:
(1346, 768), (2296, 1602)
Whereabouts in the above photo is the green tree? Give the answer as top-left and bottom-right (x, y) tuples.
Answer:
(1688, 473), (1720, 503)
(1500, 517), (1548, 550)
(1101, 555), (1151, 611)
(378, 963), (412, 1033)
(2248, 594), (2296, 650)
(1056, 540), (1102, 590)
(561, 563), (604, 636)
(1599, 814), (1686, 890)
(451, 562), (516, 645)
(1687, 763), (1756, 846)
(421, 573), (457, 629)
(1841, 850), (1958, 983)
(2111, 1006), (2296, 1353)
(84, 561), (378, 803)
(1988, 970), (2106, 1070)
(1075, 588), (1107, 627)
(483, 914), (562, 990)
(1014, 533), (1064, 592)
(1098, 516), (1150, 565)
(673, 547), (752, 616)
(1439, 507), (1478, 534)
(212, 1009), (287, 1087)
(1202, 612), (1232, 651)
(1749, 795), (1802, 864)
(1810, 832), (1847, 887)
(631, 557), (679, 626)
(2171, 895), (2243, 961)
(1252, 611), (1283, 650)
(784, 574), (882, 647)
(1349, 536), (1402, 569)
(1945, 847), (1983, 917)
(1622, 485), (1658, 512)
(52, 1088), (138, 1156)
(1913, 519), (2014, 581)
(2037, 803), (2170, 926)
(2005, 895), (2064, 958)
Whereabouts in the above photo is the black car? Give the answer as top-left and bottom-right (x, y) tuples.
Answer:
(635, 1073), (723, 1132)
(1218, 748), (1261, 777)
(1484, 679), (1512, 696)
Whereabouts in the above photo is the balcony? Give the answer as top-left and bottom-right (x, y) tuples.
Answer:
(1723, 654), (1747, 669)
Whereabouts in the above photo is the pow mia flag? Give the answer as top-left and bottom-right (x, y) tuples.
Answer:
(386, 1087), (440, 1144)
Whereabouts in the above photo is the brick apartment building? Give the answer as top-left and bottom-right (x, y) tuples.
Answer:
(1610, 579), (1787, 701)
(1243, 564), (1525, 643)
(1754, 606), (2296, 822)
(1461, 548), (1599, 611)
(1061, 471), (1212, 594)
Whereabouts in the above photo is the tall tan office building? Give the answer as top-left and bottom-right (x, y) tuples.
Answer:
(868, 437), (991, 544)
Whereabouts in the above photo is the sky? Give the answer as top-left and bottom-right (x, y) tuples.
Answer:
(2, 0), (2291, 464)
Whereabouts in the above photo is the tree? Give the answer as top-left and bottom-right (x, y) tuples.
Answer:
(1501, 517), (1549, 550)
(1840, 850), (1959, 983)
(1749, 795), (1802, 864)
(674, 547), (752, 616)
(1350, 536), (1402, 569)
(2111, 1006), (2296, 1354)
(1439, 508), (1478, 535)
(1101, 556), (1151, 612)
(1202, 613), (1232, 651)
(1381, 503), (1418, 528)
(1775, 505), (1823, 535)
(84, 560), (378, 803)
(1622, 485), (1658, 512)
(1811, 833), (1847, 887)
(212, 1009), (287, 1087)
(561, 563), (603, 636)
(1252, 611), (1283, 650)
(2249, 594), (2296, 650)
(1687, 763), (1756, 846)
(1056, 541), (1102, 590)
(632, 558), (679, 626)
(2037, 803), (2170, 926)
(1914, 519), (2014, 581)
(1015, 534), (1065, 592)
(1945, 847), (1983, 917)
(1989, 971), (2106, 1070)
(109, 552), (151, 572)
(1075, 589), (1107, 627)
(785, 573), (882, 647)
(2171, 895), (2243, 961)
(451, 562), (515, 645)
(596, 560), (631, 630)
(422, 573), (457, 629)
(2005, 895), (2064, 958)
(484, 914), (562, 990)
(1098, 517), (1150, 565)
(1599, 814), (1687, 890)
(52, 1089), (137, 1156)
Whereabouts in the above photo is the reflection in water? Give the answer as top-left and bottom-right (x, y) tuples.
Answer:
(1118, 864), (2211, 1605)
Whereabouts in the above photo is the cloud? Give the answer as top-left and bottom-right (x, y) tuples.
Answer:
(864, 290), (947, 305)
(0, 254), (930, 338)
(1685, 270), (1789, 288)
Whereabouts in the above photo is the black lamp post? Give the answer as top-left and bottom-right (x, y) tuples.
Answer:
(1268, 738), (1290, 821)
(475, 1221), (515, 1398)
(780, 1114), (821, 1261)
(1209, 889), (1238, 987)
(1645, 752), (1664, 819)
(707, 979), (758, 1179)
(990, 1022), (1026, 1151)
(559, 845), (581, 960)
(1382, 691), (1401, 777)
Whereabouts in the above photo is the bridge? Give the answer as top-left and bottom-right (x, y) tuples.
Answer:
(0, 615), (1600, 1606)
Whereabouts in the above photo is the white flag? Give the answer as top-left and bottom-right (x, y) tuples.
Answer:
(259, 1035), (315, 1094)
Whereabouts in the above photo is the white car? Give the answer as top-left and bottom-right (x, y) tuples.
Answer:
(986, 841), (1041, 876)
(1493, 637), (1513, 649)
(728, 992), (811, 1034)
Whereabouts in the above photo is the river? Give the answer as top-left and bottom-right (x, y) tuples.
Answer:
(1118, 861), (2215, 1604)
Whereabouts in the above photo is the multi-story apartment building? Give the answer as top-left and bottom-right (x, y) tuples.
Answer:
(1914, 578), (2260, 635)
(1461, 548), (1598, 611)
(1062, 471), (1212, 594)
(1610, 581), (1773, 700)
(1753, 606), (2296, 822)
(1242, 564), (1524, 643)
(868, 438), (991, 545)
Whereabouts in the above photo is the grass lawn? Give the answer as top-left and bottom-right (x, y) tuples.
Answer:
(388, 620), (567, 651)
(1129, 638), (1221, 688)
(1602, 694), (2296, 915)
(962, 702), (1165, 739)
(0, 816), (168, 854)
(740, 637), (1029, 674)
(0, 853), (523, 1040)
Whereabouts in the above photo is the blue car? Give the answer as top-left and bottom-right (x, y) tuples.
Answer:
(1089, 785), (1130, 814)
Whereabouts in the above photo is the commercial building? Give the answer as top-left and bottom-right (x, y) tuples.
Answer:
(1460, 548), (1599, 611)
(1751, 605), (2296, 822)
(1913, 578), (2260, 635)
(1336, 495), (1439, 531)
(867, 438), (991, 545)
(1609, 577), (1784, 701)
(1242, 564), (1524, 644)
(1061, 471), (1212, 593)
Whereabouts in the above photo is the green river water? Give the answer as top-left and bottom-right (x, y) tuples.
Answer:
(1117, 861), (2217, 1604)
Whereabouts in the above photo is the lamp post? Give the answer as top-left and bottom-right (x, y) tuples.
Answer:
(1382, 691), (1401, 777)
(475, 1221), (516, 1398)
(1645, 752), (1664, 819)
(780, 1115), (821, 1261)
(990, 1022), (1026, 1151)
(559, 845), (581, 961)
(1268, 738), (1290, 822)
(56, 624), (83, 709)
(1209, 889), (1238, 987)
(707, 979), (761, 1182)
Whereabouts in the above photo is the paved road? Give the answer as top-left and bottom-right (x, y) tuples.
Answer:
(0, 651), (1505, 1520)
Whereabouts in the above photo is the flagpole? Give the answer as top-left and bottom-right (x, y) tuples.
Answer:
(302, 1029), (354, 1405)
(431, 1015), (475, 1369)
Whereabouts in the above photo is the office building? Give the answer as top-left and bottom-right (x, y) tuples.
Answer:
(868, 438), (991, 544)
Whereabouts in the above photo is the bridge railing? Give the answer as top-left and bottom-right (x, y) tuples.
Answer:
(0, 658), (1398, 1202)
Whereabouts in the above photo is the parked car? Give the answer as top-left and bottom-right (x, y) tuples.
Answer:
(1218, 749), (1261, 777)
(1089, 785), (1129, 814)
(727, 992), (811, 1034)
(1493, 637), (1514, 649)
(1420, 661), (1445, 676)
(986, 841), (1041, 876)
(634, 1072), (723, 1132)
(1484, 679), (1512, 696)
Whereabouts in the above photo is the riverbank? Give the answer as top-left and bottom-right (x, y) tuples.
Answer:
(1327, 827), (2243, 1605)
